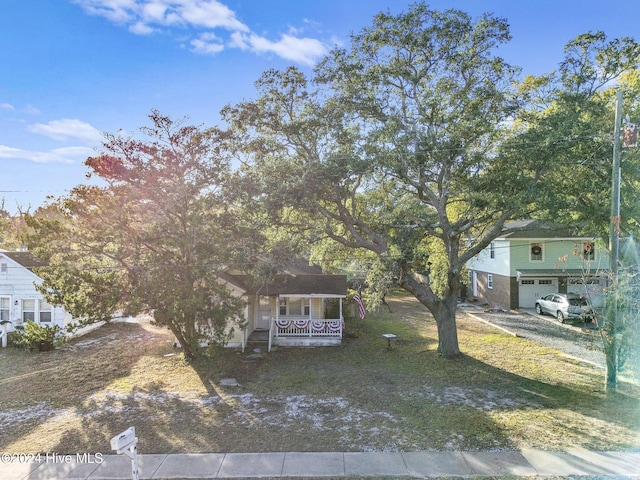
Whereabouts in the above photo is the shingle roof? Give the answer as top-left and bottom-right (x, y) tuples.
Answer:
(1, 250), (47, 269)
(225, 273), (347, 296)
(501, 220), (578, 239)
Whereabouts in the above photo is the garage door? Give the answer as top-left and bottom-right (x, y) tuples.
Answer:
(518, 278), (558, 309)
(567, 278), (605, 307)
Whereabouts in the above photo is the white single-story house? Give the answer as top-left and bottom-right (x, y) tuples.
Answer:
(466, 220), (609, 310)
(0, 250), (73, 346)
(218, 260), (348, 351)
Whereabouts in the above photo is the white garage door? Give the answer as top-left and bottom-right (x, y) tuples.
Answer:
(518, 278), (558, 309)
(567, 278), (605, 307)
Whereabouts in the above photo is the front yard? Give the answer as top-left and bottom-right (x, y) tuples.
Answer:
(1, 293), (638, 455)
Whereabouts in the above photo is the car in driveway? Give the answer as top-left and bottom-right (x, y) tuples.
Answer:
(534, 293), (594, 323)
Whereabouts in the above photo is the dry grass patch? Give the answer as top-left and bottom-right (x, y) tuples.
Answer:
(0, 293), (638, 455)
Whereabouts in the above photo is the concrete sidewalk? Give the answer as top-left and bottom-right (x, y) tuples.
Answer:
(2, 449), (639, 479)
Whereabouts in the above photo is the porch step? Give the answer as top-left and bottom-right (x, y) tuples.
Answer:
(247, 330), (270, 345)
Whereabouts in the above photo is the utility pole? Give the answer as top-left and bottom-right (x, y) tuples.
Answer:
(605, 89), (623, 391)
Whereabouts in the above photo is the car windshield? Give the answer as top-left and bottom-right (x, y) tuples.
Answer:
(568, 297), (588, 306)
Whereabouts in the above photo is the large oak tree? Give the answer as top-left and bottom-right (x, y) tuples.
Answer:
(223, 4), (541, 358)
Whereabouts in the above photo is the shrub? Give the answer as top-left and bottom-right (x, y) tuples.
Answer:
(10, 321), (65, 351)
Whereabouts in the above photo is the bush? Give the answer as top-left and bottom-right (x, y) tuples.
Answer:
(10, 321), (65, 351)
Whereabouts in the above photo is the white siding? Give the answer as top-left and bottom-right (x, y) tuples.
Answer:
(468, 239), (511, 276)
(0, 254), (68, 331)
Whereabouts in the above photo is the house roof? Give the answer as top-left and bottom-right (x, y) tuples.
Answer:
(500, 220), (580, 239)
(0, 250), (47, 269)
(225, 273), (347, 297)
(219, 258), (346, 297)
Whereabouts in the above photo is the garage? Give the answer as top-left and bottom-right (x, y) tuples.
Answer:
(567, 277), (606, 307)
(518, 277), (558, 309)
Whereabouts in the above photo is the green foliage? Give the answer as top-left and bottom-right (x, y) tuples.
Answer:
(0, 202), (27, 250)
(507, 32), (640, 239)
(26, 111), (262, 358)
(9, 321), (64, 351)
(224, 3), (528, 357)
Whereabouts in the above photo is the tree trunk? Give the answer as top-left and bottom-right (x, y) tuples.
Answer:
(156, 309), (195, 360)
(433, 292), (461, 358)
(173, 327), (195, 360)
(401, 272), (462, 358)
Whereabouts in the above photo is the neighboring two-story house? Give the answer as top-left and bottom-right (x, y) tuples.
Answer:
(467, 220), (608, 311)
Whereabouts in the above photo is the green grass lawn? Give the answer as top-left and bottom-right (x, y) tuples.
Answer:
(0, 293), (638, 455)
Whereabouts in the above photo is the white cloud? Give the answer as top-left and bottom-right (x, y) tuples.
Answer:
(22, 105), (42, 115)
(232, 32), (328, 66)
(190, 32), (224, 55)
(72, 0), (137, 23)
(74, 0), (249, 31)
(51, 146), (97, 158)
(1, 103), (15, 111)
(178, 0), (249, 31)
(28, 119), (103, 144)
(0, 145), (76, 164)
(72, 0), (329, 65)
(129, 21), (155, 35)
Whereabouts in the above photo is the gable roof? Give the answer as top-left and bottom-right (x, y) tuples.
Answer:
(500, 220), (580, 239)
(0, 250), (47, 270)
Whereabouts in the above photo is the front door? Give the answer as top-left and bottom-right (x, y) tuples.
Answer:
(256, 296), (271, 330)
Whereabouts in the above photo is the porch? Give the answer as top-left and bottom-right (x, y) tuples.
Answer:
(271, 316), (343, 348)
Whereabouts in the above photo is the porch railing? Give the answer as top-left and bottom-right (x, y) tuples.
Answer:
(273, 316), (343, 338)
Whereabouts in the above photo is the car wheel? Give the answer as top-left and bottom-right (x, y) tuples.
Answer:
(557, 311), (565, 323)
(535, 304), (543, 315)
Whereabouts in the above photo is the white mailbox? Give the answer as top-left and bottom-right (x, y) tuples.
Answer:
(110, 427), (137, 452)
(110, 426), (140, 480)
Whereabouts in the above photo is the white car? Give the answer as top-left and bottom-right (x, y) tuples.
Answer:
(534, 293), (594, 323)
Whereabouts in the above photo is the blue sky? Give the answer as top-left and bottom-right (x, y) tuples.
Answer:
(1, 0), (638, 211)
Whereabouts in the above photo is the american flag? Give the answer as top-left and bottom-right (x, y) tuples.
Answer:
(353, 291), (367, 319)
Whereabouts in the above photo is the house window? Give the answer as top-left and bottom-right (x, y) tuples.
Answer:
(539, 279), (553, 285)
(279, 298), (288, 316)
(582, 241), (595, 261)
(530, 242), (543, 262)
(521, 279), (535, 285)
(1, 263), (7, 273)
(0, 297), (10, 322)
(22, 299), (36, 322)
(289, 298), (302, 316)
(302, 299), (310, 316)
(39, 300), (52, 323)
(490, 242), (495, 259)
(487, 274), (494, 289)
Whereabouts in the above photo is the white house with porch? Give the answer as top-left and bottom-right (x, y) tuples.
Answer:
(0, 250), (73, 346)
(218, 261), (347, 351)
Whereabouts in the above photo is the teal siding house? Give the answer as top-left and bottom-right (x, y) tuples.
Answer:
(467, 220), (608, 310)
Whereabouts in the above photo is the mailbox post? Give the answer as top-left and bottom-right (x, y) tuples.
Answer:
(110, 427), (139, 480)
